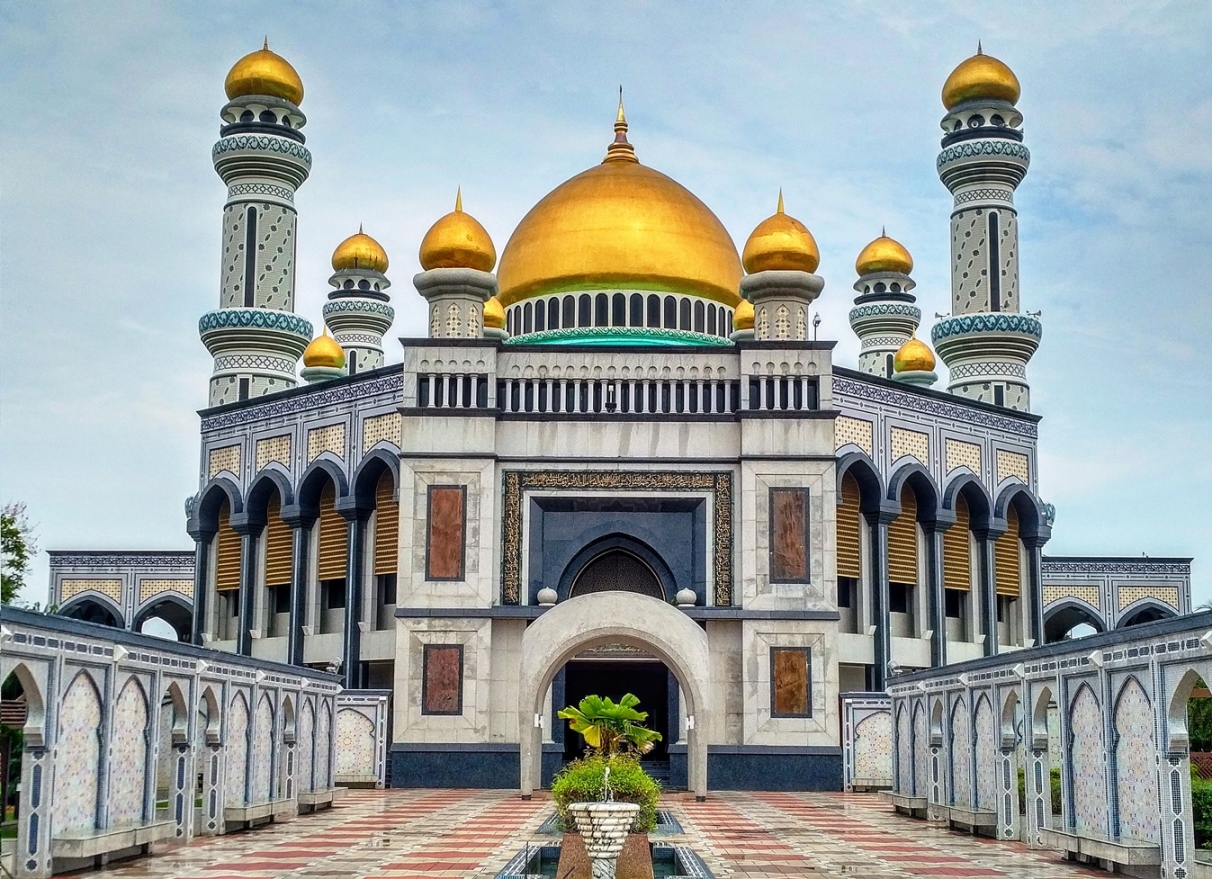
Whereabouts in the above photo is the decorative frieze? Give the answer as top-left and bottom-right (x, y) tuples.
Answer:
(255, 434), (292, 471)
(61, 578), (123, 602)
(996, 449), (1030, 484)
(836, 416), (874, 455)
(307, 423), (346, 462)
(139, 578), (195, 602)
(945, 438), (982, 474)
(890, 427), (929, 464)
(208, 444), (241, 479)
(1118, 585), (1179, 611)
(363, 412), (402, 449)
(1042, 585), (1100, 608)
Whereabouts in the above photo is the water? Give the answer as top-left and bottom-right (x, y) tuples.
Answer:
(495, 842), (713, 878)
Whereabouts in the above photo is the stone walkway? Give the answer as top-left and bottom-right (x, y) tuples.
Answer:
(83, 789), (1102, 879)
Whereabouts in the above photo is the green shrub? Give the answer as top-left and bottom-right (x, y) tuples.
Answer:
(1016, 765), (1063, 815)
(550, 754), (660, 833)
(1193, 774), (1212, 849)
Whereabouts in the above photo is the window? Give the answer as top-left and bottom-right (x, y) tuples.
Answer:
(243, 206), (258, 307)
(996, 594), (1012, 623)
(770, 647), (811, 717)
(693, 301), (705, 333)
(889, 582), (911, 614)
(595, 293), (609, 327)
(988, 212), (1001, 312)
(322, 579), (346, 609)
(647, 294), (661, 327)
(378, 573), (397, 606)
(886, 353), (894, 378)
(523, 303), (532, 334)
(769, 488), (810, 582)
(679, 298), (691, 330)
(612, 293), (626, 326)
(945, 588), (965, 619)
(562, 295), (576, 328)
(548, 298), (560, 329)
(348, 350), (357, 375)
(271, 583), (290, 614)
(534, 301), (545, 331)
(422, 644), (463, 715)
(578, 294), (592, 326)
(994, 385), (1005, 407)
(629, 293), (644, 326)
(837, 577), (855, 608)
(707, 304), (717, 336)
(238, 377), (250, 401)
(663, 296), (677, 329)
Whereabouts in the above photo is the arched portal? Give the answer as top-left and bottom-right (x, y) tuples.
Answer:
(518, 592), (712, 798)
(569, 550), (663, 600)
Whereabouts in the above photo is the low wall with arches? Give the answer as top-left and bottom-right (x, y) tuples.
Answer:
(886, 610), (1212, 877)
(0, 607), (342, 879)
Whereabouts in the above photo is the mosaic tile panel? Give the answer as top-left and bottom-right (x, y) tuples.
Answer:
(974, 694), (997, 811)
(139, 578), (194, 601)
(835, 415), (874, 455)
(363, 411), (402, 449)
(254, 433), (291, 471)
(945, 437), (982, 473)
(307, 423), (346, 462)
(108, 677), (149, 828)
(853, 711), (892, 781)
(1070, 684), (1109, 837)
(224, 693), (249, 808)
(1115, 677), (1160, 843)
(1118, 585), (1180, 611)
(913, 702), (929, 797)
(297, 700), (315, 792)
(316, 705), (332, 789)
(334, 708), (376, 779)
(950, 699), (972, 808)
(250, 694), (273, 804)
(208, 444), (241, 479)
(996, 448), (1030, 484)
(61, 577), (124, 602)
(53, 671), (101, 835)
(1043, 585), (1101, 608)
(890, 426), (929, 464)
(896, 707), (912, 791)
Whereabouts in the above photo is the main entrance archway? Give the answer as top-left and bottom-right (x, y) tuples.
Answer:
(518, 591), (712, 798)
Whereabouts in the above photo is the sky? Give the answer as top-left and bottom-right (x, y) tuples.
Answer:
(1, 2), (1209, 606)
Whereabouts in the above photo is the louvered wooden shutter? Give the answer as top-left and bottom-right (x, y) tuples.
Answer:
(943, 493), (971, 591)
(887, 485), (918, 585)
(317, 482), (348, 581)
(994, 505), (1021, 596)
(215, 502), (241, 591)
(374, 470), (399, 576)
(837, 473), (861, 579)
(264, 495), (293, 588)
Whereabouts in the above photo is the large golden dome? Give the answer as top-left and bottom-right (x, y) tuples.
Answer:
(741, 191), (819, 274)
(332, 227), (389, 273)
(495, 104), (742, 307)
(942, 47), (1020, 109)
(418, 189), (497, 272)
(225, 40), (304, 106)
(855, 232), (913, 276)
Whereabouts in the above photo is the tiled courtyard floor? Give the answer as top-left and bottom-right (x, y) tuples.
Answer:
(82, 789), (1103, 879)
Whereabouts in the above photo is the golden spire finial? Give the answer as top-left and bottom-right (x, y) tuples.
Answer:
(777, 189), (784, 214)
(604, 86), (637, 164)
(263, 36), (269, 50)
(358, 223), (363, 234)
(881, 224), (886, 237)
(455, 186), (463, 212)
(977, 40), (983, 55)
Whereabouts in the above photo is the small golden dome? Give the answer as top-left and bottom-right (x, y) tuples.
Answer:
(893, 336), (936, 373)
(302, 330), (345, 369)
(496, 100), (742, 307)
(484, 296), (506, 329)
(733, 299), (754, 331)
(942, 46), (1020, 109)
(855, 232), (913, 276)
(741, 191), (820, 274)
(332, 227), (389, 273)
(225, 40), (304, 106)
(419, 189), (497, 272)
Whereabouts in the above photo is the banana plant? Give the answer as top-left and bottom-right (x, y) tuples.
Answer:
(558, 693), (663, 757)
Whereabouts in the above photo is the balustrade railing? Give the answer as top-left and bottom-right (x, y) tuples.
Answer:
(416, 373), (491, 409)
(496, 378), (739, 415)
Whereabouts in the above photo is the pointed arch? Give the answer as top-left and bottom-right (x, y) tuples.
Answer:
(54, 669), (103, 834)
(110, 676), (151, 827)
(942, 473), (993, 530)
(190, 476), (244, 538)
(251, 693), (274, 803)
(297, 457), (350, 522)
(245, 466), (295, 524)
(200, 685), (221, 745)
(164, 680), (189, 745)
(1113, 675), (1158, 843)
(297, 698), (316, 792)
(993, 482), (1046, 543)
(837, 451), (885, 516)
(1, 661), (46, 746)
(59, 594), (124, 629)
(133, 593), (193, 641)
(1069, 681), (1108, 836)
(224, 691), (250, 807)
(887, 462), (941, 523)
(352, 448), (399, 511)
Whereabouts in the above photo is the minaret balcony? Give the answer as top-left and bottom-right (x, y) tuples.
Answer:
(931, 312), (1041, 363)
(199, 307), (312, 359)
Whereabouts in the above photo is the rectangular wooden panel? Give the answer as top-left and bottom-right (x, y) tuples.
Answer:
(887, 486), (918, 585)
(422, 644), (463, 715)
(374, 471), (399, 576)
(317, 483), (348, 582)
(769, 488), (809, 583)
(943, 494), (971, 591)
(215, 504), (241, 591)
(264, 496), (293, 587)
(771, 647), (811, 717)
(837, 474), (862, 580)
(995, 505), (1021, 596)
(426, 485), (466, 581)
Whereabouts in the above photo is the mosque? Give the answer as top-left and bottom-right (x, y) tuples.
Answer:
(47, 43), (1192, 793)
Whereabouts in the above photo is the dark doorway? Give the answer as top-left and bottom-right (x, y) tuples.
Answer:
(561, 660), (670, 764)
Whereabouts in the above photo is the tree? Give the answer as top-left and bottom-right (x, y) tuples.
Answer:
(558, 693), (663, 758)
(1, 502), (38, 605)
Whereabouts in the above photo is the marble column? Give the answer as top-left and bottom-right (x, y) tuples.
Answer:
(342, 515), (366, 688)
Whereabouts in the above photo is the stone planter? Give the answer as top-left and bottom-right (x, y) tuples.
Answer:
(567, 802), (641, 879)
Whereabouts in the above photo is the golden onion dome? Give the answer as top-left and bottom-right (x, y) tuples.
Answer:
(495, 98), (742, 308)
(484, 295), (506, 329)
(893, 336), (936, 373)
(741, 191), (820, 274)
(733, 299), (754, 331)
(418, 189), (497, 272)
(855, 231), (913, 276)
(332, 226), (389, 273)
(225, 39), (304, 106)
(302, 330), (345, 369)
(942, 46), (1020, 109)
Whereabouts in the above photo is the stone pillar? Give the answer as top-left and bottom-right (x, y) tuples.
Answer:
(285, 518), (309, 666)
(741, 270), (823, 342)
(15, 743), (52, 878)
(1024, 688), (1053, 851)
(996, 744), (1019, 840)
(869, 514), (892, 690)
(1024, 538), (1045, 646)
(975, 532), (997, 657)
(413, 268), (497, 339)
(190, 534), (212, 646)
(925, 525), (947, 667)
(235, 528), (257, 656)
(341, 514), (366, 688)
(170, 740), (194, 840)
(1161, 751), (1196, 878)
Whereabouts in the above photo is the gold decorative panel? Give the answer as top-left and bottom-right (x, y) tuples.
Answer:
(890, 427), (929, 464)
(61, 578), (123, 602)
(208, 444), (241, 479)
(1043, 585), (1100, 608)
(363, 412), (402, 449)
(996, 449), (1030, 484)
(836, 416), (874, 455)
(1118, 585), (1179, 611)
(139, 578), (194, 602)
(255, 434), (292, 471)
(307, 423), (346, 462)
(945, 438), (982, 474)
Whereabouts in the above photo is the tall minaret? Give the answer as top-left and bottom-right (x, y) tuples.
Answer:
(849, 232), (920, 378)
(323, 227), (394, 374)
(932, 47), (1041, 411)
(199, 41), (313, 406)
